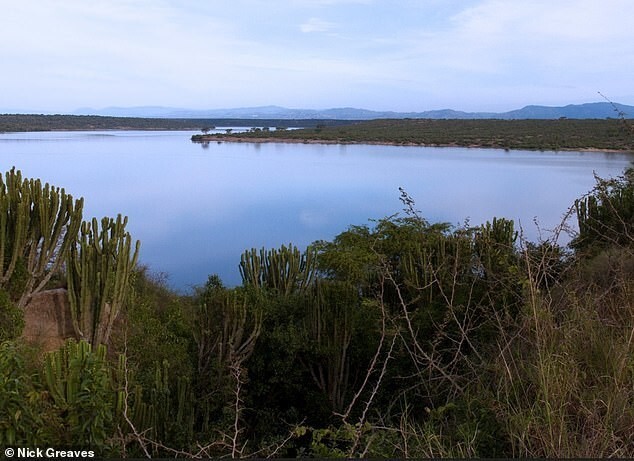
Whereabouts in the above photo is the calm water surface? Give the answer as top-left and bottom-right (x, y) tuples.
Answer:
(1, 130), (632, 290)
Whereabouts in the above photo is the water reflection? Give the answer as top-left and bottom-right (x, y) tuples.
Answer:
(1, 130), (631, 291)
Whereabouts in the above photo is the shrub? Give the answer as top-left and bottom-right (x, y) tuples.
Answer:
(0, 289), (24, 341)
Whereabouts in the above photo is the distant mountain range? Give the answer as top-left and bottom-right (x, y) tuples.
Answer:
(72, 102), (634, 120)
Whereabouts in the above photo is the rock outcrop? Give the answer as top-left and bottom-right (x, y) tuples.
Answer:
(21, 288), (77, 352)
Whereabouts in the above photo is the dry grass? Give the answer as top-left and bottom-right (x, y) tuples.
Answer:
(494, 244), (634, 457)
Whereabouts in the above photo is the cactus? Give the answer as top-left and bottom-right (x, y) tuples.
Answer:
(239, 243), (316, 295)
(474, 217), (518, 278)
(573, 171), (634, 250)
(113, 354), (157, 444)
(44, 340), (108, 406)
(66, 214), (140, 346)
(129, 360), (195, 448)
(194, 287), (262, 376)
(193, 282), (262, 447)
(43, 340), (113, 448)
(0, 168), (83, 307)
(0, 168), (30, 287)
(401, 229), (474, 305)
(302, 280), (357, 412)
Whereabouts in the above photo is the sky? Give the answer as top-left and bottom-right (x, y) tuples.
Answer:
(2, 0), (634, 113)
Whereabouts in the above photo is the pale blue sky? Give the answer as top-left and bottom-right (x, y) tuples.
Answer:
(2, 0), (633, 113)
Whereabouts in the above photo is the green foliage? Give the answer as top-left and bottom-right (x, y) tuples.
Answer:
(243, 290), (332, 450)
(137, 361), (196, 452)
(116, 267), (194, 393)
(109, 270), (198, 452)
(0, 342), (47, 446)
(5, 258), (29, 302)
(193, 278), (262, 376)
(43, 340), (114, 449)
(0, 289), (24, 341)
(111, 353), (199, 457)
(301, 280), (366, 413)
(573, 168), (634, 252)
(189, 276), (264, 450)
(474, 217), (518, 277)
(306, 423), (359, 458)
(241, 267), (383, 448)
(418, 397), (511, 457)
(313, 224), (379, 289)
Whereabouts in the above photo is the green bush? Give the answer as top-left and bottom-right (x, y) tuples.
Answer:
(574, 168), (634, 252)
(0, 342), (47, 445)
(43, 340), (115, 449)
(0, 289), (24, 341)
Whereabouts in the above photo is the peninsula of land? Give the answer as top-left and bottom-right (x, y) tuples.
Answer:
(192, 119), (634, 152)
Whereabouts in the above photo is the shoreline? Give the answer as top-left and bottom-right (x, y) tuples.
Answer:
(192, 135), (632, 154)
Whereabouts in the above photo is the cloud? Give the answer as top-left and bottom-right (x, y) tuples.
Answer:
(3, 0), (634, 112)
(364, 0), (634, 109)
(300, 17), (338, 33)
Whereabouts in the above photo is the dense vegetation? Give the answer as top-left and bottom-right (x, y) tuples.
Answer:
(1, 156), (633, 457)
(194, 118), (634, 151)
(0, 114), (349, 132)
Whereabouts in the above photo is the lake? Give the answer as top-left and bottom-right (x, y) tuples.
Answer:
(1, 130), (632, 291)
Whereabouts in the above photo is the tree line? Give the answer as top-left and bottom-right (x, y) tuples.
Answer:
(0, 115), (348, 132)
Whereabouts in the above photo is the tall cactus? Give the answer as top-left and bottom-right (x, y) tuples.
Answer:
(66, 215), (140, 346)
(194, 286), (262, 377)
(239, 243), (316, 295)
(0, 168), (30, 287)
(0, 168), (83, 307)
(302, 280), (358, 412)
